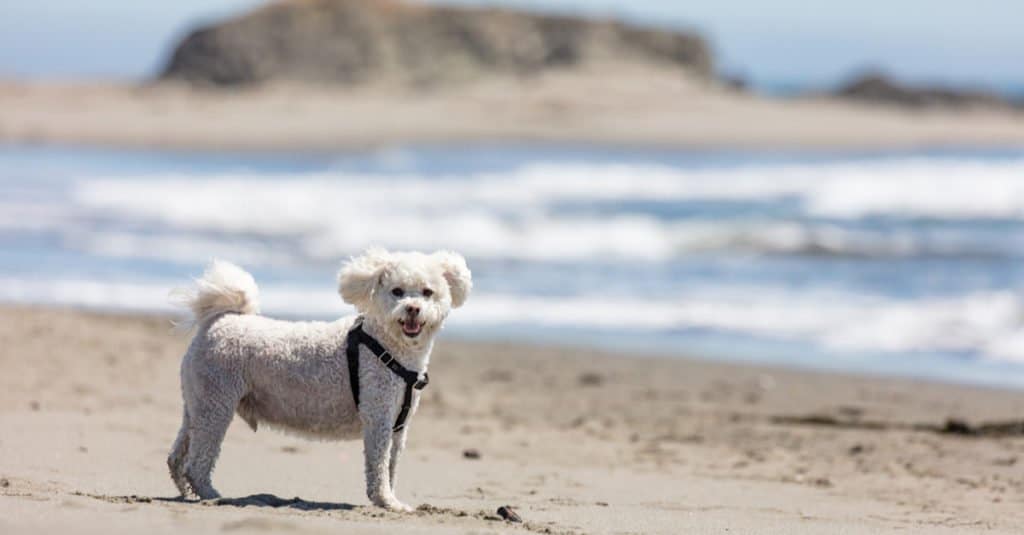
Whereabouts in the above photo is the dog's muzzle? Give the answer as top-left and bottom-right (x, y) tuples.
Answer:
(399, 306), (423, 338)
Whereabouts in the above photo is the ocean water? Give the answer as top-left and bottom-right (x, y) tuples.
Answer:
(4, 143), (1024, 387)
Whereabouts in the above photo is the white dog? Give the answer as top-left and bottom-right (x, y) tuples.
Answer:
(166, 248), (471, 511)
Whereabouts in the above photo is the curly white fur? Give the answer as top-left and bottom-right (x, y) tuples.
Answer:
(169, 260), (261, 330)
(167, 249), (471, 511)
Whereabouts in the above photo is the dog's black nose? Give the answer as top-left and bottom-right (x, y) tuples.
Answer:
(405, 304), (420, 316)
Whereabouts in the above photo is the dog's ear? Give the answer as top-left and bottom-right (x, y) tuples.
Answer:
(338, 247), (392, 309)
(433, 251), (472, 308)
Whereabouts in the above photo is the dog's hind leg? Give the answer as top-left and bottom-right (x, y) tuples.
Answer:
(182, 381), (244, 500)
(167, 408), (191, 497)
(182, 400), (235, 500)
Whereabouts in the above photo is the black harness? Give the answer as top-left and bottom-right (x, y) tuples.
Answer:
(345, 318), (429, 432)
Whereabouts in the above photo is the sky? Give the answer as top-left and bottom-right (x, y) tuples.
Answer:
(0, 0), (1021, 92)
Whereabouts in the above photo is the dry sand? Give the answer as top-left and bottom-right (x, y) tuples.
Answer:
(2, 305), (1024, 534)
(3, 68), (1024, 152)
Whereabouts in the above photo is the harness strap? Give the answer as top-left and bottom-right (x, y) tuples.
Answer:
(346, 318), (429, 433)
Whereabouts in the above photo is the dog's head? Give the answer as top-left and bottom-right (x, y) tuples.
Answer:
(338, 248), (472, 344)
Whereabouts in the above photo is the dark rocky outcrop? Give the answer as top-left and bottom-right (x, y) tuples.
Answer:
(835, 71), (1019, 110)
(159, 0), (712, 87)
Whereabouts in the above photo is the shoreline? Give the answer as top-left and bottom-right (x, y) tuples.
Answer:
(7, 297), (1024, 392)
(2, 304), (1024, 533)
(7, 136), (1024, 158)
(9, 128), (1024, 156)
(3, 74), (1024, 152)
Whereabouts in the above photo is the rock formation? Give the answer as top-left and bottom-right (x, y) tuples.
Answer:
(835, 71), (1018, 110)
(159, 0), (712, 87)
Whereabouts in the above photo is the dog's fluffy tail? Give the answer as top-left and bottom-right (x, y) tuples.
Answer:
(171, 260), (260, 330)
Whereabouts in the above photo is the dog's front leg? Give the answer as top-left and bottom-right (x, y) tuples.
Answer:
(388, 427), (408, 494)
(362, 417), (412, 512)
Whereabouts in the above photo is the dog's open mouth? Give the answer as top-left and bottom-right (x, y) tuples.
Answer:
(399, 319), (423, 338)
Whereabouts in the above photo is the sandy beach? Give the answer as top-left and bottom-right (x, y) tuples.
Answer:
(5, 2), (1024, 533)
(1, 304), (1023, 534)
(3, 69), (1024, 152)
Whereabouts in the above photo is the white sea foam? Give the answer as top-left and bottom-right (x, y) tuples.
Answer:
(462, 290), (1024, 363)
(3, 275), (1024, 363)
(0, 277), (351, 320)
(74, 157), (1024, 218)
(1, 156), (1008, 265)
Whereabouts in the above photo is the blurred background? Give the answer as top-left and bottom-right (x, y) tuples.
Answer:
(3, 0), (1024, 385)
(4, 0), (1023, 93)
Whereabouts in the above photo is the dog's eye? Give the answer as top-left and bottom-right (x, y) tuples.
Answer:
(391, 288), (404, 297)
(422, 288), (434, 298)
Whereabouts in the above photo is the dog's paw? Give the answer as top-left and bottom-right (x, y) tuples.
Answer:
(391, 501), (415, 513)
(378, 499), (414, 513)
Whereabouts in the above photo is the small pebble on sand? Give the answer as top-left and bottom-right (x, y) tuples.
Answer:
(497, 505), (522, 522)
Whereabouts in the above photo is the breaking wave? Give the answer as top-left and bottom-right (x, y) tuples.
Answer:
(4, 156), (1024, 264)
(5, 145), (1024, 385)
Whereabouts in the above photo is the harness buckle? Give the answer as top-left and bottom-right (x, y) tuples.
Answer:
(413, 374), (429, 390)
(379, 352), (394, 365)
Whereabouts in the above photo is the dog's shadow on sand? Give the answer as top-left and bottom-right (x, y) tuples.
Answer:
(130, 493), (357, 512)
(210, 493), (358, 511)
